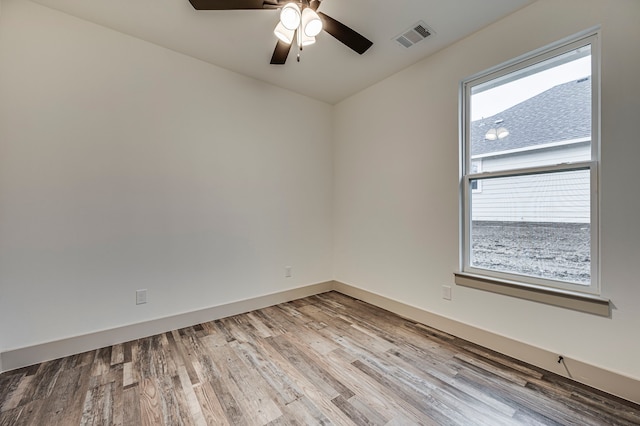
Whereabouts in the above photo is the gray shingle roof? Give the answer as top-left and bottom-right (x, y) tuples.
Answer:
(471, 77), (591, 156)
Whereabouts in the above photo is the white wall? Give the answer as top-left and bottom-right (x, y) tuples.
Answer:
(334, 0), (640, 380)
(0, 0), (333, 352)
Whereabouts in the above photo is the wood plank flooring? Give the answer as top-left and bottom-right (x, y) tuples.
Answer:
(1, 291), (639, 425)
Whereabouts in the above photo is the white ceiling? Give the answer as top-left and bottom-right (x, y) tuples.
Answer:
(30, 0), (534, 104)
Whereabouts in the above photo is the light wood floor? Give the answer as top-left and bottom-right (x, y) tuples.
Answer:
(1, 291), (639, 425)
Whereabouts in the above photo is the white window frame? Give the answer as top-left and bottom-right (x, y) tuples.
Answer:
(458, 29), (602, 303)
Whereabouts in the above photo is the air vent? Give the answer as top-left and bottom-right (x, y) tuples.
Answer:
(394, 21), (433, 48)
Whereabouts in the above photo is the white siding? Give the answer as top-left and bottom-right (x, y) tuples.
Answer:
(471, 144), (591, 223)
(477, 143), (591, 172)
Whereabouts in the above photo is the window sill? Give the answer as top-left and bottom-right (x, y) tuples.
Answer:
(454, 272), (610, 317)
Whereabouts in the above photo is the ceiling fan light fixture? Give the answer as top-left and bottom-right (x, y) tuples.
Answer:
(302, 8), (322, 37)
(301, 34), (316, 47)
(274, 22), (295, 44)
(190, 0), (374, 66)
(280, 3), (301, 30)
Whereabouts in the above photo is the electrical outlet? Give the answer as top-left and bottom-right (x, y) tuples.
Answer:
(442, 285), (452, 300)
(136, 289), (147, 305)
(285, 266), (292, 278)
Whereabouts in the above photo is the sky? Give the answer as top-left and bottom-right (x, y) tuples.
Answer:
(471, 56), (591, 121)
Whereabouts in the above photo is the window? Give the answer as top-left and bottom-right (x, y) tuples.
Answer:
(459, 30), (600, 298)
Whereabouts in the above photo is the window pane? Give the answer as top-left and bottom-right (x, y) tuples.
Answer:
(470, 45), (592, 173)
(470, 169), (590, 285)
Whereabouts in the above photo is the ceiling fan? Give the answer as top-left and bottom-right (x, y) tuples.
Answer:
(188, 0), (373, 64)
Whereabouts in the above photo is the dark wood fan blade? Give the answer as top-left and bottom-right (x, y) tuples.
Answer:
(188, 0), (269, 10)
(270, 40), (292, 64)
(318, 12), (372, 55)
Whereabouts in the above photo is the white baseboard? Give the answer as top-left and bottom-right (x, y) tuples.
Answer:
(0, 281), (333, 374)
(2, 279), (638, 405)
(333, 280), (640, 405)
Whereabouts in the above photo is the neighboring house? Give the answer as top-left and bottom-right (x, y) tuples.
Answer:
(470, 77), (591, 223)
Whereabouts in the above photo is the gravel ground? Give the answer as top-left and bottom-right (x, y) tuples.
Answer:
(471, 221), (591, 284)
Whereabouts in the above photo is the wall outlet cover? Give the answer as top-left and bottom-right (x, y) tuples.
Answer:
(442, 285), (452, 300)
(136, 289), (147, 305)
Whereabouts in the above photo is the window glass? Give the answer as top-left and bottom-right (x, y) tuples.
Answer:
(470, 46), (591, 173)
(461, 32), (599, 294)
(470, 169), (591, 285)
